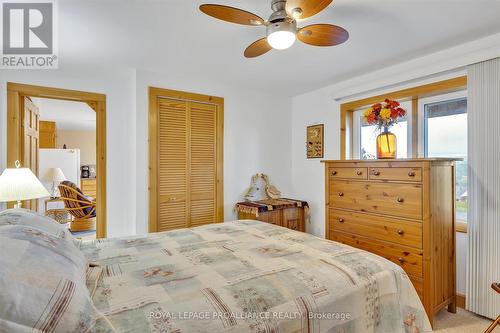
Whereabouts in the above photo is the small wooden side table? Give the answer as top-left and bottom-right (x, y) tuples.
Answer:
(44, 197), (72, 224)
(236, 198), (308, 232)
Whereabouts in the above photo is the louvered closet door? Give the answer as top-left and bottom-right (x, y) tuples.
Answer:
(157, 98), (189, 231)
(189, 102), (217, 227)
(155, 96), (220, 232)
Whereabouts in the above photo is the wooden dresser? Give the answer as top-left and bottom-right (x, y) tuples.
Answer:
(236, 199), (308, 232)
(81, 178), (97, 198)
(323, 159), (457, 324)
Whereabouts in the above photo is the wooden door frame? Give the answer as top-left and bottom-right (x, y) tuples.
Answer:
(7, 82), (107, 238)
(148, 86), (224, 232)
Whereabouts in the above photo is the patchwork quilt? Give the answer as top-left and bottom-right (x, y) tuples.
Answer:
(80, 220), (431, 333)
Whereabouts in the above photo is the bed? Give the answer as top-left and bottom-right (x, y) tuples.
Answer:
(0, 209), (431, 333)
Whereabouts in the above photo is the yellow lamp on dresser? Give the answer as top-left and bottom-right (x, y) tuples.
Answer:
(322, 158), (458, 326)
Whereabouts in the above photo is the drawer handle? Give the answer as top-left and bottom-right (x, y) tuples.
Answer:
(397, 229), (405, 235)
(338, 192), (344, 197)
(372, 170), (380, 176)
(356, 170), (363, 176)
(338, 218), (345, 223)
(408, 171), (416, 177)
(396, 197), (404, 203)
(398, 257), (405, 264)
(332, 170), (338, 176)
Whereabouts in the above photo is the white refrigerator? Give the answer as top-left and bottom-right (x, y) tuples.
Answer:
(38, 149), (80, 213)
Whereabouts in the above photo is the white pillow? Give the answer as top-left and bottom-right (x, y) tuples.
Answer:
(0, 225), (110, 332)
(0, 208), (75, 244)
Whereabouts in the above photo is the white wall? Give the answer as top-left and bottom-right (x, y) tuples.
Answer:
(0, 68), (137, 237)
(57, 130), (96, 165)
(291, 87), (340, 236)
(134, 70), (293, 234)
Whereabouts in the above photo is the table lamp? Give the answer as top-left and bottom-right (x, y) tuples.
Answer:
(0, 160), (50, 208)
(42, 167), (66, 198)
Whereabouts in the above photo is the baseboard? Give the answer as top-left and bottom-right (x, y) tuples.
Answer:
(457, 293), (466, 309)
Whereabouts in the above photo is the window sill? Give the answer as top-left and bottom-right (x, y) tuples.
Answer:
(456, 221), (467, 233)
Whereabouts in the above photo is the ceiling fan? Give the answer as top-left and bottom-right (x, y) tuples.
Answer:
(199, 0), (349, 58)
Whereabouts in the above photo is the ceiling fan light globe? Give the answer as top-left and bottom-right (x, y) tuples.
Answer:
(266, 20), (297, 50)
(267, 31), (296, 50)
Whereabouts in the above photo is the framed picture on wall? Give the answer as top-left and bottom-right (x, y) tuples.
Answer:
(307, 124), (324, 158)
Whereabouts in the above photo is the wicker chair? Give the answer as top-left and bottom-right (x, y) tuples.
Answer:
(484, 283), (500, 333)
(58, 180), (96, 232)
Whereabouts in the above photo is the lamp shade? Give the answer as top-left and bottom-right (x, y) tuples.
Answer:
(0, 166), (50, 202)
(42, 168), (66, 182)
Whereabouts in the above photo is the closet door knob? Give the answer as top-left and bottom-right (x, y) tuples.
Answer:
(356, 170), (363, 176)
(396, 197), (404, 203)
(408, 171), (416, 177)
(338, 192), (344, 197)
(398, 257), (405, 264)
(332, 171), (338, 176)
(397, 229), (405, 235)
(338, 218), (345, 223)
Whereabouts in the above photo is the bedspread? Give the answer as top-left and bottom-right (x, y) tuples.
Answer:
(80, 220), (431, 333)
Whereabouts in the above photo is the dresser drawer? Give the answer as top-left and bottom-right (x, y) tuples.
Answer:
(369, 167), (422, 182)
(331, 231), (423, 277)
(330, 180), (423, 220)
(329, 167), (367, 180)
(81, 179), (96, 189)
(330, 210), (422, 249)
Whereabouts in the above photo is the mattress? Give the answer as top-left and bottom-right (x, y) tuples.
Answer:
(80, 220), (431, 332)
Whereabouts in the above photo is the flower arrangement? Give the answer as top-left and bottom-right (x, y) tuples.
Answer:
(363, 99), (406, 130)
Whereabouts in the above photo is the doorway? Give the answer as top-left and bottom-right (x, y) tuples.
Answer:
(6, 83), (107, 238)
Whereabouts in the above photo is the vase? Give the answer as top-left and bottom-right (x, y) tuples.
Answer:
(376, 127), (397, 159)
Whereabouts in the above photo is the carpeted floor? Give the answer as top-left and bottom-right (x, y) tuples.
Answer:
(433, 308), (494, 332)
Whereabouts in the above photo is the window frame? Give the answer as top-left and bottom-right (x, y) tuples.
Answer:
(418, 91), (468, 225)
(339, 76), (468, 233)
(417, 90), (467, 158)
(352, 101), (413, 159)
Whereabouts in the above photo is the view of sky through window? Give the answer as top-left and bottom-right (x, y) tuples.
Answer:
(425, 98), (467, 221)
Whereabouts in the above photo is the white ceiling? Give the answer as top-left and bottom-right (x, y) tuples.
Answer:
(58, 0), (500, 96)
(31, 97), (96, 131)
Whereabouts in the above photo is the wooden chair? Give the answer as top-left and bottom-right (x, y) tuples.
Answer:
(484, 283), (500, 333)
(58, 180), (96, 232)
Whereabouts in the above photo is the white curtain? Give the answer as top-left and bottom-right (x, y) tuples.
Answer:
(467, 57), (500, 319)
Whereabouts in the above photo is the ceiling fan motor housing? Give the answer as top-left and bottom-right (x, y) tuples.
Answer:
(271, 0), (286, 12)
(267, 19), (297, 38)
(268, 0), (296, 36)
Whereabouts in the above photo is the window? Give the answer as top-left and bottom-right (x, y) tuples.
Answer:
(419, 91), (467, 222)
(341, 76), (468, 229)
(351, 92), (467, 222)
(352, 101), (412, 159)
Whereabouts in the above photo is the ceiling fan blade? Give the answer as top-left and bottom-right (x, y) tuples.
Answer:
(244, 38), (272, 58)
(286, 0), (333, 20)
(297, 24), (349, 47)
(199, 4), (265, 26)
